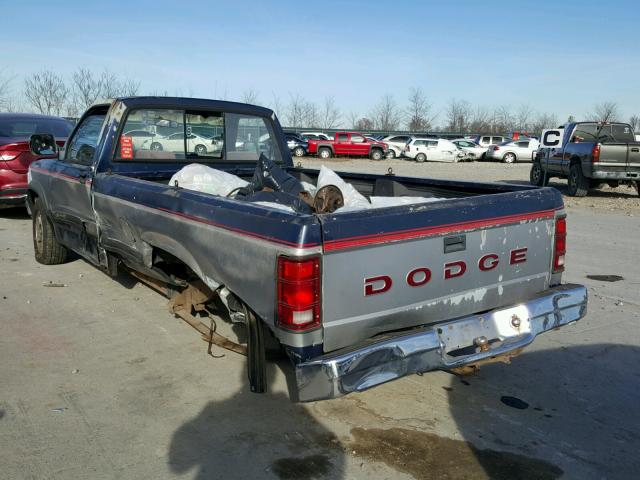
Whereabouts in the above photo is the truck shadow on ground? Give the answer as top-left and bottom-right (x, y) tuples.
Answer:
(167, 360), (346, 480)
(443, 343), (640, 479)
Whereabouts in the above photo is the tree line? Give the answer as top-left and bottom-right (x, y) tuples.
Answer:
(0, 69), (635, 135)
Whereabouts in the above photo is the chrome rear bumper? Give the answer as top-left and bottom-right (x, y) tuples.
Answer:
(296, 284), (587, 402)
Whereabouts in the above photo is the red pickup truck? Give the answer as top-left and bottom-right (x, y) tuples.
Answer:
(307, 131), (388, 160)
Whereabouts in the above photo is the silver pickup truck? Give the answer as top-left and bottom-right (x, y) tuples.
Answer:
(26, 97), (587, 401)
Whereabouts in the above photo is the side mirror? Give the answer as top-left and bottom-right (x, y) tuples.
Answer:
(29, 134), (58, 156)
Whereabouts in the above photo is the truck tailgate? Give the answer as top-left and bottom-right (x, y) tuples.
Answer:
(600, 142), (640, 173)
(319, 188), (563, 352)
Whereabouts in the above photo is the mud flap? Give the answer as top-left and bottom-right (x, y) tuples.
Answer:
(245, 305), (267, 393)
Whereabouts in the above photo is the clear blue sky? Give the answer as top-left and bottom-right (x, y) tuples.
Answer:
(2, 0), (638, 124)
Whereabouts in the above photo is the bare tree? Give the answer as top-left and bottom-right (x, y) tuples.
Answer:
(589, 101), (620, 122)
(301, 101), (319, 128)
(468, 106), (491, 133)
(445, 98), (472, 132)
(270, 92), (284, 119)
(493, 105), (514, 133)
(0, 74), (13, 111)
(98, 69), (139, 98)
(284, 94), (306, 128)
(347, 111), (360, 129)
(242, 89), (260, 105)
(516, 104), (534, 132)
(319, 96), (341, 129)
(371, 94), (402, 131)
(24, 70), (69, 115)
(405, 87), (433, 132)
(629, 115), (640, 132)
(71, 68), (103, 111)
(354, 117), (374, 131)
(531, 112), (559, 135)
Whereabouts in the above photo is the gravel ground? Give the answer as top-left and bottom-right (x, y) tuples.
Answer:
(298, 157), (640, 215)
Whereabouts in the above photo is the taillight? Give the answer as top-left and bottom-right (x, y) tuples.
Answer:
(553, 216), (566, 273)
(0, 142), (28, 161)
(277, 256), (321, 331)
(592, 144), (600, 163)
(493, 146), (500, 151)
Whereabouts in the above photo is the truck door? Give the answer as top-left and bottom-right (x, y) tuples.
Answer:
(349, 133), (369, 156)
(45, 109), (106, 264)
(335, 133), (350, 155)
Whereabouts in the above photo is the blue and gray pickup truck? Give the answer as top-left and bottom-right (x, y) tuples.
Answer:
(27, 97), (587, 401)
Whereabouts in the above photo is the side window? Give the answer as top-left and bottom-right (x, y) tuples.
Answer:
(351, 134), (365, 143)
(426, 140), (438, 147)
(65, 114), (106, 165)
(481, 136), (491, 144)
(337, 133), (349, 142)
(492, 137), (503, 144)
(516, 141), (530, 148)
(117, 109), (184, 161)
(225, 113), (282, 163)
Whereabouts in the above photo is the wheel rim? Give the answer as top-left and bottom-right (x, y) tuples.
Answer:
(373, 151), (381, 160)
(151, 143), (161, 151)
(35, 213), (44, 253)
(505, 153), (515, 163)
(417, 154), (425, 162)
(320, 150), (329, 158)
(532, 165), (541, 183)
(295, 147), (304, 157)
(386, 151), (395, 159)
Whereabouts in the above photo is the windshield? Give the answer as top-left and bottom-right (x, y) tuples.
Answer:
(0, 117), (73, 138)
(572, 123), (635, 143)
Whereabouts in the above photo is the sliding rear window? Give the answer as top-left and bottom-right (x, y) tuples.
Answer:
(114, 108), (282, 163)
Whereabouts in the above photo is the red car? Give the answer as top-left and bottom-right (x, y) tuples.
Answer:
(0, 113), (73, 208)
(306, 131), (388, 160)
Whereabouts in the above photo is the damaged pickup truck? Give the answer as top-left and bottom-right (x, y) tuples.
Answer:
(27, 97), (587, 401)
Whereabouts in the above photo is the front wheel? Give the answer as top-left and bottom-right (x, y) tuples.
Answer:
(293, 146), (305, 157)
(415, 153), (426, 163)
(502, 152), (516, 163)
(386, 150), (396, 159)
(33, 199), (67, 265)
(150, 142), (163, 151)
(370, 149), (383, 161)
(567, 164), (589, 197)
(529, 162), (548, 186)
(194, 144), (207, 155)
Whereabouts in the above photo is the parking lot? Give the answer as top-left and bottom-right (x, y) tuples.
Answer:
(1, 161), (639, 480)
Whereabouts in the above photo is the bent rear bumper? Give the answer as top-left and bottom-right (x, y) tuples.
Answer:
(296, 284), (587, 402)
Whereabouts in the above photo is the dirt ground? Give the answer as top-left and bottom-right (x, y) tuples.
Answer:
(299, 157), (640, 215)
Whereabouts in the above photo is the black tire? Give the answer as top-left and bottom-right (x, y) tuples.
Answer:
(32, 199), (66, 265)
(293, 146), (305, 157)
(415, 153), (427, 163)
(567, 164), (589, 197)
(530, 162), (549, 187)
(386, 150), (396, 159)
(370, 149), (383, 161)
(194, 144), (207, 155)
(318, 147), (332, 159)
(502, 152), (516, 164)
(150, 142), (163, 151)
(636, 181), (640, 197)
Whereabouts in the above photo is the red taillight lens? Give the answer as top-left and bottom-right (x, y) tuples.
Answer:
(553, 217), (566, 272)
(277, 256), (321, 331)
(0, 142), (28, 161)
(592, 144), (600, 163)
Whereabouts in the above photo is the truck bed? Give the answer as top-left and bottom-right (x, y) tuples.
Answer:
(102, 165), (563, 353)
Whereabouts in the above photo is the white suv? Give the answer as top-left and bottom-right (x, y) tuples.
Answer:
(381, 134), (413, 158)
(403, 138), (465, 163)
